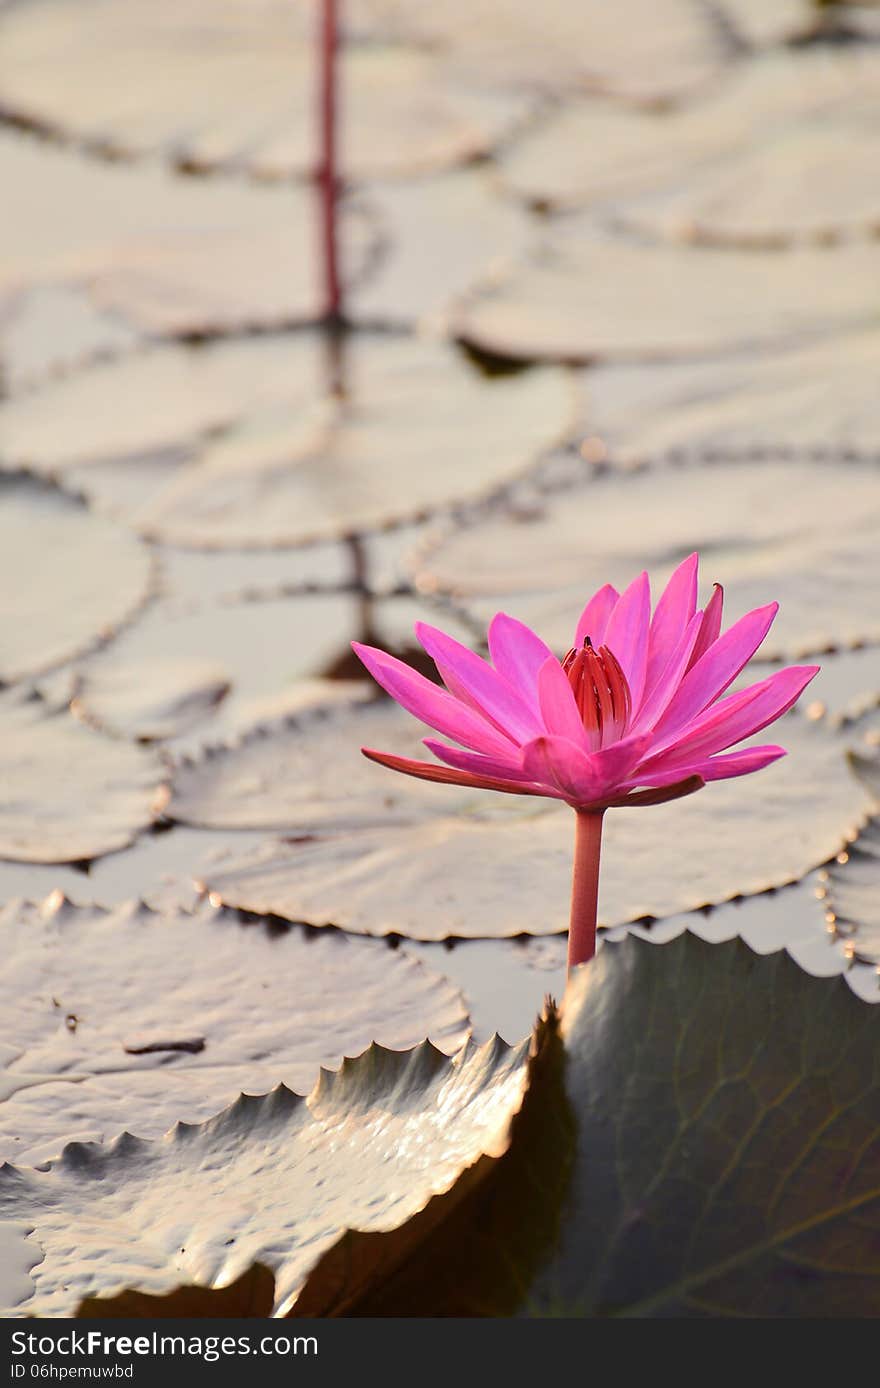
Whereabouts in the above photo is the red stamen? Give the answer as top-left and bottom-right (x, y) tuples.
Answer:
(562, 640), (632, 748)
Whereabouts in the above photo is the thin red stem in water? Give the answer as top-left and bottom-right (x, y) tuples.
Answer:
(318, 0), (341, 323)
(568, 810), (604, 973)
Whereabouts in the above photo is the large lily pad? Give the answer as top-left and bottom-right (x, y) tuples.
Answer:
(553, 334), (880, 472)
(0, 693), (168, 864)
(412, 458), (880, 658)
(0, 132), (376, 338)
(0, 2), (531, 178)
(353, 170), (532, 328)
(188, 707), (868, 938)
(0, 895), (469, 1169)
(377, 0), (729, 103)
(500, 47), (880, 243)
(821, 809), (880, 964)
(0, 1016), (548, 1317)
(454, 226), (880, 363)
(0, 335), (577, 547)
(0, 474), (153, 684)
(351, 930), (880, 1316)
(0, 284), (138, 393)
(73, 591), (366, 747)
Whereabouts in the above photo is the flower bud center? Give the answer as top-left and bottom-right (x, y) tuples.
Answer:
(561, 638), (632, 749)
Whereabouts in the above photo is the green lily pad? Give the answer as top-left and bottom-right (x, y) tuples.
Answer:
(0, 474), (154, 684)
(0, 895), (470, 1169)
(454, 226), (880, 363)
(0, 692), (168, 864)
(0, 1017), (547, 1317)
(183, 707), (868, 938)
(0, 335), (577, 547)
(412, 458), (880, 659)
(351, 930), (880, 1316)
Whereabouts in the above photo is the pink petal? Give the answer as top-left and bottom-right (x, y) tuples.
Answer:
(521, 735), (603, 803)
(575, 583), (619, 648)
(360, 747), (561, 799)
(423, 737), (535, 783)
(487, 613), (555, 716)
(536, 656), (590, 749)
(415, 622), (541, 744)
(623, 744), (786, 790)
(631, 610), (703, 734)
(587, 731), (654, 787)
(643, 664), (818, 770)
(607, 774), (705, 808)
(653, 602), (779, 740)
(687, 582), (724, 670)
(645, 553), (698, 694)
(602, 571), (652, 712)
(351, 643), (512, 757)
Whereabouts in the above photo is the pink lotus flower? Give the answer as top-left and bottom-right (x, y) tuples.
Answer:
(352, 555), (818, 969)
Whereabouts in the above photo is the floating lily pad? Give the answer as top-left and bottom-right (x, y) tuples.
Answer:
(413, 458), (880, 658)
(73, 591), (367, 747)
(454, 226), (880, 363)
(0, 285), (138, 393)
(0, 894), (470, 1169)
(352, 931), (880, 1317)
(758, 645), (880, 729)
(717, 0), (807, 44)
(0, 3), (531, 178)
(190, 707), (866, 938)
(353, 170), (532, 328)
(500, 48), (880, 241)
(379, 0), (729, 102)
(0, 1014), (545, 1317)
(0, 133), (376, 338)
(0, 692), (168, 864)
(557, 334), (880, 472)
(0, 335), (576, 547)
(821, 814), (880, 964)
(160, 542), (352, 606)
(0, 474), (153, 683)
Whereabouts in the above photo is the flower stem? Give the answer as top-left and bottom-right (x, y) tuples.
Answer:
(568, 810), (604, 973)
(318, 0), (341, 324)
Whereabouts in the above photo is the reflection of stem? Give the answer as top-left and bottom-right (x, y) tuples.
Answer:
(568, 810), (604, 973)
(318, 0), (341, 324)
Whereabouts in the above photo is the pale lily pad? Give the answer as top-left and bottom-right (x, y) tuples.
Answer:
(821, 813), (880, 963)
(195, 710), (867, 938)
(0, 894), (470, 1169)
(377, 0), (729, 102)
(0, 1017), (545, 1317)
(73, 591), (367, 748)
(0, 693), (168, 864)
(0, 285), (138, 392)
(0, 474), (153, 684)
(160, 542), (352, 606)
(353, 170), (532, 328)
(757, 646), (880, 729)
(0, 133), (376, 337)
(500, 47), (880, 238)
(0, 335), (576, 547)
(718, 0), (807, 44)
(455, 226), (880, 363)
(412, 458), (880, 659)
(0, 3), (531, 178)
(562, 334), (880, 471)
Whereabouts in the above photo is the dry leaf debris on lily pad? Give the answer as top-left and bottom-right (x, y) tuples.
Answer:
(0, 133), (377, 341)
(454, 226), (880, 364)
(559, 334), (880, 471)
(171, 702), (871, 940)
(0, 895), (470, 1170)
(499, 46), (880, 242)
(0, 691), (168, 865)
(0, 335), (578, 548)
(412, 458), (880, 660)
(71, 589), (368, 748)
(0, 473), (153, 684)
(0, 0), (533, 179)
(0, 1011), (548, 1317)
(349, 930), (880, 1317)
